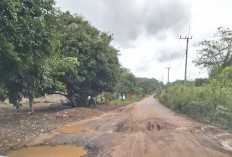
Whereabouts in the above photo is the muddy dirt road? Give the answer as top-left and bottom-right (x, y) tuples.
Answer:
(10, 96), (232, 157)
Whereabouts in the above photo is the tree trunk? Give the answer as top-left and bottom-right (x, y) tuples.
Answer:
(71, 95), (77, 107)
(121, 93), (124, 100)
(29, 96), (34, 114)
(100, 94), (103, 102)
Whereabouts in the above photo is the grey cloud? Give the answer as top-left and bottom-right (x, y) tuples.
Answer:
(134, 54), (154, 73)
(157, 49), (184, 62)
(135, 64), (150, 73)
(56, 0), (191, 47)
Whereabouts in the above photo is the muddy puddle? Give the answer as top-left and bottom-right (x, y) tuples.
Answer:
(58, 125), (87, 134)
(8, 145), (87, 157)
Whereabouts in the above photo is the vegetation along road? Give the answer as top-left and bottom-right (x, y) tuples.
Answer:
(8, 96), (232, 157)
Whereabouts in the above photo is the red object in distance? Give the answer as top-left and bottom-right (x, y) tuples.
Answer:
(127, 94), (131, 98)
(63, 83), (67, 87)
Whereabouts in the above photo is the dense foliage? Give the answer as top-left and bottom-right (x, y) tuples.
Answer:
(194, 27), (232, 78)
(0, 0), (60, 112)
(159, 68), (232, 128)
(57, 11), (120, 106)
(0, 0), (121, 112)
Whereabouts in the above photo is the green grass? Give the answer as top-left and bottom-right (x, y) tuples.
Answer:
(159, 83), (232, 129)
(110, 96), (143, 105)
(98, 96), (143, 106)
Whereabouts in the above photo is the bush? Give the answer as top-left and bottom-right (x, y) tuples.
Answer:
(0, 84), (7, 101)
(159, 81), (232, 128)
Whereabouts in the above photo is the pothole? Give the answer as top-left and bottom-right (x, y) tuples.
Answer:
(113, 120), (175, 133)
(8, 145), (87, 157)
(113, 122), (132, 133)
(147, 122), (161, 131)
(147, 122), (155, 131)
(147, 121), (176, 132)
(59, 125), (87, 134)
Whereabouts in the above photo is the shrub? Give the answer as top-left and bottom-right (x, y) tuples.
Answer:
(159, 80), (232, 128)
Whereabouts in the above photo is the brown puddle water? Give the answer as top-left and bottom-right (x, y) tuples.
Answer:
(8, 145), (87, 157)
(58, 125), (87, 134)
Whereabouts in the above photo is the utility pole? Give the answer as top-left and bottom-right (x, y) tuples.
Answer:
(165, 67), (171, 83)
(180, 27), (192, 84)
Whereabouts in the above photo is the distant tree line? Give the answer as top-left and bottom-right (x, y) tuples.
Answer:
(116, 68), (162, 97)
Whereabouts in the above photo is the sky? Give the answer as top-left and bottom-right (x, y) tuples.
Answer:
(55, 0), (232, 83)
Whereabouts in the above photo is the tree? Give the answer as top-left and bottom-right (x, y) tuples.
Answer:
(194, 27), (232, 77)
(115, 68), (161, 97)
(216, 66), (232, 88)
(0, 3), (121, 110)
(0, 0), (58, 113)
(43, 56), (80, 107)
(135, 78), (159, 95)
(116, 68), (136, 97)
(58, 12), (120, 106)
(0, 83), (7, 101)
(194, 78), (210, 87)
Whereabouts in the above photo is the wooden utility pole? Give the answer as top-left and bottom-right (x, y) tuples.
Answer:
(180, 28), (192, 84)
(166, 67), (171, 83)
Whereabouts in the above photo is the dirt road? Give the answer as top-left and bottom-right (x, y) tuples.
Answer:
(9, 96), (232, 157)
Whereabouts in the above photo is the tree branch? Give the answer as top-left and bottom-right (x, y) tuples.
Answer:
(47, 92), (68, 98)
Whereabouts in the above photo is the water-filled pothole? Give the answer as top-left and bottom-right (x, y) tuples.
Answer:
(8, 145), (87, 157)
(59, 125), (87, 134)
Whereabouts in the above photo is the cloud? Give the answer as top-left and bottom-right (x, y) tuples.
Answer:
(135, 64), (150, 73)
(56, 0), (191, 47)
(157, 49), (184, 62)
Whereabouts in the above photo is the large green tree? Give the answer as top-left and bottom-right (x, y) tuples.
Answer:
(57, 12), (120, 106)
(0, 0), (59, 113)
(135, 77), (159, 95)
(116, 68), (136, 97)
(115, 68), (160, 97)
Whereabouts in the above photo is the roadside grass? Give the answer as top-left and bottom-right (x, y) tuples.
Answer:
(159, 83), (232, 129)
(110, 96), (143, 105)
(98, 96), (143, 106)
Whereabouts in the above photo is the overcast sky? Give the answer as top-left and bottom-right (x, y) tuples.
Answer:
(55, 0), (232, 83)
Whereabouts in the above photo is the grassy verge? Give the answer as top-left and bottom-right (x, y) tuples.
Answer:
(98, 96), (143, 106)
(110, 96), (143, 105)
(159, 84), (232, 129)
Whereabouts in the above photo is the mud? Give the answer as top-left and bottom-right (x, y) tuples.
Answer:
(58, 125), (87, 134)
(8, 145), (87, 157)
(7, 96), (232, 157)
